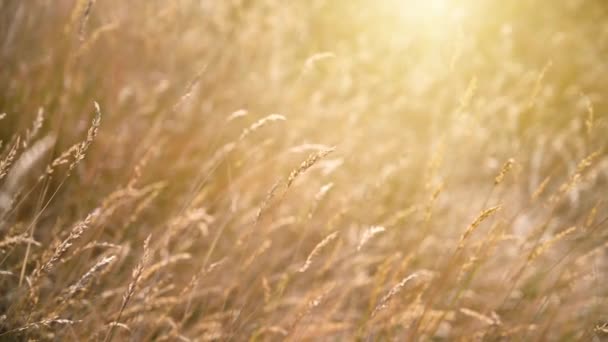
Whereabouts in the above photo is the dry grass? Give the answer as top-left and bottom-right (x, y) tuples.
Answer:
(1, 0), (608, 340)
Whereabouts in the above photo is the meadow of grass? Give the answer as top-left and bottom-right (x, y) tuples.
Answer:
(1, 0), (608, 340)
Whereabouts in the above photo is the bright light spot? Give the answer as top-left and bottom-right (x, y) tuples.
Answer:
(386, 0), (465, 30)
(377, 0), (472, 44)
(394, 0), (466, 24)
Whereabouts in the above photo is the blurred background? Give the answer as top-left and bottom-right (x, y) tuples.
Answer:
(1, 0), (607, 340)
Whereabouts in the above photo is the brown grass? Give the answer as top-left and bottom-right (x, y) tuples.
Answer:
(1, 0), (608, 340)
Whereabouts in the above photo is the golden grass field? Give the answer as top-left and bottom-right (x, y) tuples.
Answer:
(1, 0), (608, 340)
